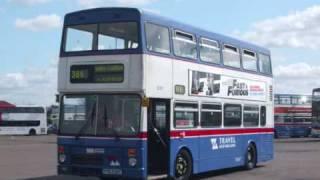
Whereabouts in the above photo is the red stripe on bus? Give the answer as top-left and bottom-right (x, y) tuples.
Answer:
(137, 132), (147, 139)
(170, 128), (274, 138)
(274, 107), (311, 113)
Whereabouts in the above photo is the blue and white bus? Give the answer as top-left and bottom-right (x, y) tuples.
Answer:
(57, 8), (274, 179)
(274, 94), (312, 138)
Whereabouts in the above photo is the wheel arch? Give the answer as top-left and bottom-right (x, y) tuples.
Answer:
(29, 128), (36, 135)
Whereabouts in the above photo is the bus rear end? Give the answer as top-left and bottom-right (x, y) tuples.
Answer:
(57, 8), (148, 179)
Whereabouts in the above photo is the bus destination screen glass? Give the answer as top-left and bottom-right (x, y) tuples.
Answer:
(70, 64), (124, 83)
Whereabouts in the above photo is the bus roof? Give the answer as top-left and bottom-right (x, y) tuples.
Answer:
(64, 7), (270, 55)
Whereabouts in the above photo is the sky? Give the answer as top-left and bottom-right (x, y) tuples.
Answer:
(1, 0), (320, 105)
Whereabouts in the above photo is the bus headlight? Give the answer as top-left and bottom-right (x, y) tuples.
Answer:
(59, 154), (66, 163)
(128, 158), (137, 167)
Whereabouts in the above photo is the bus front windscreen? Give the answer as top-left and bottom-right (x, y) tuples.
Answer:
(59, 95), (141, 137)
(64, 22), (139, 52)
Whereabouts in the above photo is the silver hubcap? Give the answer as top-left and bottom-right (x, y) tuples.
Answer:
(176, 155), (188, 176)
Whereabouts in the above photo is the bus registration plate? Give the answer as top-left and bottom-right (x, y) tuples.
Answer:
(102, 169), (122, 175)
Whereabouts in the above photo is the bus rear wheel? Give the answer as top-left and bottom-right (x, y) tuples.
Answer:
(174, 149), (192, 180)
(245, 144), (257, 170)
(29, 129), (36, 136)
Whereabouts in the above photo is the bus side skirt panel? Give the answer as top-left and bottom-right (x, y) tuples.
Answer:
(169, 133), (273, 176)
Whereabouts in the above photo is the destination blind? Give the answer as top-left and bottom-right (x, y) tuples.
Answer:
(70, 64), (124, 83)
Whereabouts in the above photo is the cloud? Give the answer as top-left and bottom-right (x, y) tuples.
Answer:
(240, 5), (320, 49)
(15, 14), (62, 31)
(0, 60), (57, 106)
(77, 0), (158, 8)
(8, 0), (51, 6)
(274, 62), (320, 94)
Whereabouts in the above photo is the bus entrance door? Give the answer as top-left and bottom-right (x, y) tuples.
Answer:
(147, 99), (170, 176)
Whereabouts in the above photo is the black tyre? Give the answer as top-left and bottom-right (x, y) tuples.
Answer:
(29, 129), (36, 136)
(245, 144), (257, 170)
(174, 149), (192, 180)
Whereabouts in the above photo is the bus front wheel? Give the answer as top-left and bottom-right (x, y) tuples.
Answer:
(244, 143), (257, 170)
(174, 149), (192, 180)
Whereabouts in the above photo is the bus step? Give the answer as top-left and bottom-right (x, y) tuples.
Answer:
(148, 174), (168, 180)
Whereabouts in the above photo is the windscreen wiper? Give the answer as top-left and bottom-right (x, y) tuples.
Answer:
(75, 103), (96, 140)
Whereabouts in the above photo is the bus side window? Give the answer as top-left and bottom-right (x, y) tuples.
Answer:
(199, 38), (221, 64)
(224, 104), (242, 127)
(258, 54), (272, 74)
(223, 44), (240, 68)
(174, 103), (198, 129)
(173, 30), (197, 59)
(243, 105), (259, 127)
(260, 106), (266, 126)
(145, 23), (170, 54)
(242, 49), (257, 71)
(200, 103), (222, 127)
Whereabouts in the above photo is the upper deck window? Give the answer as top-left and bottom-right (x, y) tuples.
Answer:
(145, 23), (170, 54)
(200, 38), (221, 64)
(223, 44), (240, 68)
(65, 24), (97, 52)
(173, 30), (197, 59)
(64, 22), (139, 52)
(98, 22), (138, 50)
(259, 53), (272, 74)
(279, 96), (291, 105)
(242, 49), (257, 71)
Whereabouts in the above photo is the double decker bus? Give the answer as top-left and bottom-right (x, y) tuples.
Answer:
(311, 88), (320, 137)
(274, 94), (311, 138)
(0, 105), (47, 135)
(57, 8), (274, 179)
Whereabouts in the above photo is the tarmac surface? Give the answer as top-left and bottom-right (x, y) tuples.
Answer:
(0, 136), (320, 180)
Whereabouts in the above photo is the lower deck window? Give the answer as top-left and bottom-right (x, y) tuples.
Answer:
(0, 120), (40, 127)
(243, 105), (259, 127)
(224, 104), (242, 127)
(201, 104), (222, 127)
(174, 103), (198, 128)
(260, 106), (266, 126)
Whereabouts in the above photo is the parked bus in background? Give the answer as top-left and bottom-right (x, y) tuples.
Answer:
(0, 106), (47, 135)
(311, 88), (320, 137)
(274, 94), (311, 138)
(57, 8), (274, 179)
